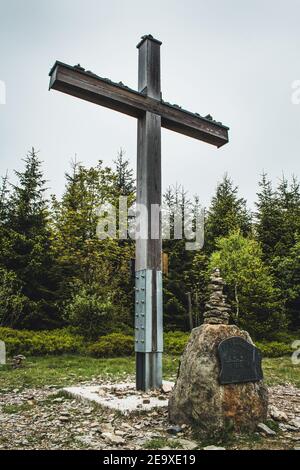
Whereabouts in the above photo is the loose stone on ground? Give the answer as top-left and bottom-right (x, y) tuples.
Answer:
(0, 379), (299, 450)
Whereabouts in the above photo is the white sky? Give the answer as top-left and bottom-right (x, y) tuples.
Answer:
(1, 0), (300, 208)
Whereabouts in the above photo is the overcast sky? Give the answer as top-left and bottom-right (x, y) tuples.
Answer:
(1, 0), (300, 208)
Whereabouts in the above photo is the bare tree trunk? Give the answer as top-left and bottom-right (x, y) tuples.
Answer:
(195, 292), (199, 327)
(234, 282), (239, 320)
(187, 292), (193, 331)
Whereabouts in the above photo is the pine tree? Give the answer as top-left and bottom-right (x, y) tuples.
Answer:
(205, 174), (251, 253)
(272, 236), (300, 330)
(255, 173), (300, 260)
(184, 251), (209, 326)
(1, 149), (61, 328)
(162, 184), (198, 331)
(51, 159), (135, 335)
(255, 173), (281, 260)
(0, 172), (9, 224)
(113, 148), (135, 196)
(276, 175), (300, 257)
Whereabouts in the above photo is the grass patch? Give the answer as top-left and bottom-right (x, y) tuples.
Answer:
(143, 437), (174, 449)
(263, 357), (300, 387)
(0, 355), (134, 391)
(0, 354), (299, 391)
(2, 402), (34, 414)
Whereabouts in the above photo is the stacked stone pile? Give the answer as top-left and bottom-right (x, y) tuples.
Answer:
(203, 268), (231, 325)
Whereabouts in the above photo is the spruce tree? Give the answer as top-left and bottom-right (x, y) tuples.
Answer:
(205, 174), (251, 253)
(2, 149), (61, 328)
(272, 237), (300, 330)
(0, 172), (9, 224)
(162, 184), (198, 331)
(51, 159), (134, 335)
(113, 148), (135, 196)
(255, 173), (300, 260)
(255, 173), (281, 260)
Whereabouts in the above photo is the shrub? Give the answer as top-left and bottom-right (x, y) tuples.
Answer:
(0, 268), (26, 327)
(268, 331), (300, 344)
(0, 327), (293, 359)
(88, 333), (134, 357)
(164, 331), (189, 355)
(0, 327), (84, 356)
(65, 286), (115, 340)
(255, 341), (293, 358)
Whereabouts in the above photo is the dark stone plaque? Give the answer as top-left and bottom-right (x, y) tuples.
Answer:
(218, 336), (263, 385)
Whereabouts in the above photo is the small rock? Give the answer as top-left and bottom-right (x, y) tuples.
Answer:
(279, 423), (298, 432)
(167, 425), (183, 435)
(257, 423), (276, 436)
(100, 423), (114, 433)
(59, 416), (70, 422)
(75, 436), (94, 447)
(115, 430), (126, 436)
(177, 439), (198, 450)
(161, 383), (174, 394)
(12, 355), (26, 368)
(102, 432), (125, 445)
(203, 445), (226, 450)
(90, 422), (99, 428)
(121, 423), (133, 431)
(269, 406), (288, 422)
(289, 418), (300, 429)
(143, 399), (150, 404)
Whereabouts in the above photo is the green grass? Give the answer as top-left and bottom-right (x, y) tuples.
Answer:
(143, 437), (184, 449)
(0, 354), (180, 391)
(0, 354), (299, 392)
(2, 403), (34, 414)
(263, 357), (300, 387)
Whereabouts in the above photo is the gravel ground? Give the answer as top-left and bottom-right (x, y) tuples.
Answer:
(0, 379), (300, 450)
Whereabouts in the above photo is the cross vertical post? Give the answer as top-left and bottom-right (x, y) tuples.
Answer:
(135, 35), (163, 391)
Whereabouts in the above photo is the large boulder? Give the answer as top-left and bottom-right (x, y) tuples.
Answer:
(168, 324), (268, 435)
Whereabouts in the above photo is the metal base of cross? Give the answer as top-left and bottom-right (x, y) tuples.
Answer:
(135, 269), (163, 391)
(136, 352), (162, 391)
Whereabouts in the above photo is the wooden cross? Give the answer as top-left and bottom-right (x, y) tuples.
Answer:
(49, 34), (229, 391)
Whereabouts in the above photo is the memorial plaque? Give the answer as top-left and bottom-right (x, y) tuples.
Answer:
(218, 336), (263, 385)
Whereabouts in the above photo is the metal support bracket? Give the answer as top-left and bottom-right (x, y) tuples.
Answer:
(135, 269), (163, 353)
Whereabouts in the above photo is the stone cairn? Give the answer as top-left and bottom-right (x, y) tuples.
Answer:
(203, 268), (231, 325)
(168, 267), (268, 434)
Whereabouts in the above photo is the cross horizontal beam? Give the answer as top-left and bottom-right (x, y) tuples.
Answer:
(49, 61), (229, 148)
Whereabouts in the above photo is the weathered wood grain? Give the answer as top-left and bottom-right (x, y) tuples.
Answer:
(49, 61), (229, 148)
